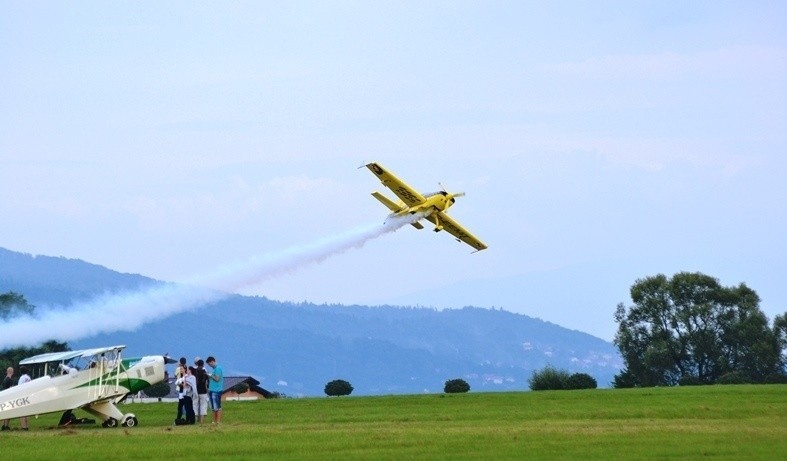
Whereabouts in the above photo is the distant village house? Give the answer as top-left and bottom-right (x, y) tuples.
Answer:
(140, 376), (272, 401)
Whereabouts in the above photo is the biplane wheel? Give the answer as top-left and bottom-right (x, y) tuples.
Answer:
(122, 416), (138, 427)
(102, 417), (118, 428)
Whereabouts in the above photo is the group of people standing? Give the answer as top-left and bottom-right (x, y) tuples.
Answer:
(2, 366), (31, 431)
(173, 355), (223, 425)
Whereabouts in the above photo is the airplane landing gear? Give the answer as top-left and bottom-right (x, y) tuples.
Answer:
(87, 401), (138, 429)
(100, 414), (138, 428)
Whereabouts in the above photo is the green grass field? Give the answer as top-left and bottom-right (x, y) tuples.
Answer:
(4, 385), (786, 460)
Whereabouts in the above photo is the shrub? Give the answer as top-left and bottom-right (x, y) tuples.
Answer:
(233, 382), (250, 400)
(144, 380), (172, 401)
(678, 375), (702, 386)
(612, 369), (637, 388)
(529, 366), (571, 391)
(715, 371), (750, 385)
(763, 373), (787, 384)
(324, 379), (353, 396)
(565, 373), (597, 390)
(444, 378), (470, 393)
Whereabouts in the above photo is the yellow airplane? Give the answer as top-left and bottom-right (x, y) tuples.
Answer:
(363, 162), (488, 252)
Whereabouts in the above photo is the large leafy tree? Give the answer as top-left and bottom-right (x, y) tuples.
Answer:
(775, 314), (787, 352)
(0, 291), (69, 372)
(0, 291), (34, 320)
(614, 272), (785, 386)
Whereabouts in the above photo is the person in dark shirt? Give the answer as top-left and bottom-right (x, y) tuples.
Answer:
(2, 367), (14, 430)
(192, 359), (210, 423)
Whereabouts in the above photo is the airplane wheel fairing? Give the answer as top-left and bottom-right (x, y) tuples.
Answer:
(102, 417), (118, 428)
(122, 416), (138, 427)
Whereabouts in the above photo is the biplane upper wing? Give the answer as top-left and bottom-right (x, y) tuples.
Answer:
(365, 162), (426, 207)
(426, 212), (488, 252)
(19, 345), (126, 365)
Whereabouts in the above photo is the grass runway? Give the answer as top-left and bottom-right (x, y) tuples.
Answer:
(4, 385), (786, 460)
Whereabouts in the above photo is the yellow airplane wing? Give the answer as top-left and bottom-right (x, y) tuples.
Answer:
(426, 211), (488, 252)
(365, 162), (426, 207)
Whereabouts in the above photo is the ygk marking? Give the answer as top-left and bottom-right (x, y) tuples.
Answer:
(0, 397), (31, 411)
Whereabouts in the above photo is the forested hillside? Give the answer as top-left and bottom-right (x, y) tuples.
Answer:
(1, 247), (621, 395)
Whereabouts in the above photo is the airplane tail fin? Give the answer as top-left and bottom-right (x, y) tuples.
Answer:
(373, 192), (424, 229)
(372, 191), (404, 213)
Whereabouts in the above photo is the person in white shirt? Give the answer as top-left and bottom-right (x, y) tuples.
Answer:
(186, 368), (197, 424)
(17, 366), (31, 430)
(58, 363), (77, 374)
(175, 367), (197, 424)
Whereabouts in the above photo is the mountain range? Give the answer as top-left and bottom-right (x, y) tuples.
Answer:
(0, 247), (622, 396)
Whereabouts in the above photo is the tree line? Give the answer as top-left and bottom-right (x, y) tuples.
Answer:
(5, 270), (787, 393)
(0, 292), (69, 374)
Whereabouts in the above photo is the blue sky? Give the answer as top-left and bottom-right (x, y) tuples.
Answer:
(1, 1), (786, 340)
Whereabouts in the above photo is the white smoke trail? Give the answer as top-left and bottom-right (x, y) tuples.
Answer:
(0, 213), (424, 349)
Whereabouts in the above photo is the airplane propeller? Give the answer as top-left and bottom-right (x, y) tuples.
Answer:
(439, 182), (465, 198)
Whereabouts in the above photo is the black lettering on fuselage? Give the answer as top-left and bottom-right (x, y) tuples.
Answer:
(396, 186), (420, 204)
